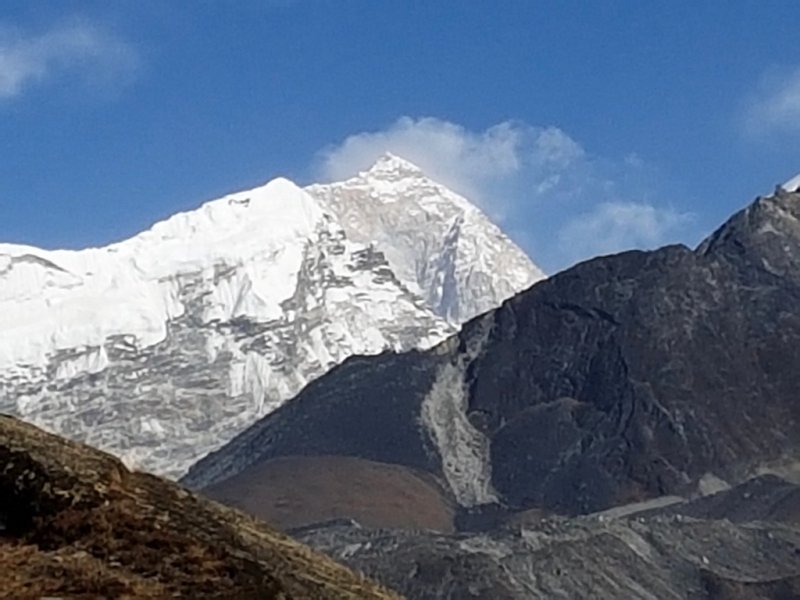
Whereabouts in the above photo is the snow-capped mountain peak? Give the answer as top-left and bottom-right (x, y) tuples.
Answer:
(0, 178), (326, 372)
(0, 158), (544, 479)
(782, 173), (800, 193)
(362, 152), (426, 179)
(307, 154), (545, 323)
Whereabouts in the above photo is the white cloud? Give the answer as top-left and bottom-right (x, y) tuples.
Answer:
(744, 67), (800, 134)
(557, 201), (692, 265)
(316, 116), (694, 273)
(0, 20), (138, 99)
(315, 117), (584, 219)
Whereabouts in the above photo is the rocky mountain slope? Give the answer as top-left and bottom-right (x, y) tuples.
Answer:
(203, 455), (456, 532)
(0, 155), (543, 479)
(0, 415), (402, 599)
(185, 182), (800, 520)
(294, 482), (800, 600)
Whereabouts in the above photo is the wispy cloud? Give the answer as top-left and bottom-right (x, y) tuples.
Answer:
(316, 117), (695, 273)
(0, 20), (138, 100)
(557, 201), (692, 266)
(315, 117), (584, 221)
(743, 66), (800, 135)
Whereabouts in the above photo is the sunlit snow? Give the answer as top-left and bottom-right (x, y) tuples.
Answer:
(0, 156), (544, 479)
(782, 173), (800, 193)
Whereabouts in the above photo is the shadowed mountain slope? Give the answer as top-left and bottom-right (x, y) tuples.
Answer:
(654, 474), (800, 525)
(185, 186), (800, 519)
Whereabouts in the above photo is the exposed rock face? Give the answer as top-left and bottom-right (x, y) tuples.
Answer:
(652, 474), (800, 525)
(0, 415), (402, 599)
(185, 186), (800, 519)
(0, 155), (542, 480)
(183, 349), (447, 492)
(701, 572), (800, 600)
(294, 490), (800, 600)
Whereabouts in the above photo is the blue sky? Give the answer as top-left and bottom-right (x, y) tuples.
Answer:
(1, 1), (799, 273)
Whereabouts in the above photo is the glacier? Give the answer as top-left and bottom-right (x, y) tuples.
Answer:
(0, 154), (545, 479)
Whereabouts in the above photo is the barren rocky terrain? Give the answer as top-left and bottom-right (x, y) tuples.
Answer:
(296, 485), (800, 600)
(187, 186), (800, 519)
(184, 186), (800, 599)
(204, 455), (455, 532)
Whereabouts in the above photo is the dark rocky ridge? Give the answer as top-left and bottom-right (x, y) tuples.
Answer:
(185, 186), (800, 519)
(651, 474), (800, 524)
(294, 482), (800, 600)
(184, 348), (447, 492)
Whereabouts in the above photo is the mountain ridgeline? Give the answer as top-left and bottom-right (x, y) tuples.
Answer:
(4, 158), (800, 599)
(0, 154), (543, 480)
(186, 183), (800, 519)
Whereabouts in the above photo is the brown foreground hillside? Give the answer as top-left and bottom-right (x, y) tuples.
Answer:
(0, 415), (403, 599)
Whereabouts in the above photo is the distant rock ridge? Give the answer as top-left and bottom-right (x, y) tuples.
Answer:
(184, 181), (800, 521)
(0, 156), (543, 479)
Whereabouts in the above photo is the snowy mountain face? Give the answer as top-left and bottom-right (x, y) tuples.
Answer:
(307, 155), (544, 324)
(782, 173), (800, 193)
(0, 156), (543, 479)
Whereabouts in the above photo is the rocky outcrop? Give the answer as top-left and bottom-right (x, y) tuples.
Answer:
(186, 186), (800, 519)
(0, 415), (401, 599)
(294, 482), (800, 600)
(652, 474), (800, 525)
